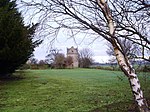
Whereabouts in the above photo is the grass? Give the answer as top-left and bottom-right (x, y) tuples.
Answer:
(0, 69), (149, 112)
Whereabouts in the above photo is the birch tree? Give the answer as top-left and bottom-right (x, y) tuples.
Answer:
(18, 0), (150, 111)
(110, 0), (150, 62)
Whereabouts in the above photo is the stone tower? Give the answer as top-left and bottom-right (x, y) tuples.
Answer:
(67, 46), (79, 68)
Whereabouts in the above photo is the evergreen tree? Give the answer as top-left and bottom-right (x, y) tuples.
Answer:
(0, 0), (41, 75)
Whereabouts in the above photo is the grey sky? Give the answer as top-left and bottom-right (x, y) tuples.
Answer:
(17, 0), (111, 63)
(33, 33), (111, 63)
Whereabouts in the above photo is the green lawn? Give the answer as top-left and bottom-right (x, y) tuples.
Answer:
(0, 69), (149, 112)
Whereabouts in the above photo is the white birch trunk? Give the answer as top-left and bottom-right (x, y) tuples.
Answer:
(114, 48), (149, 112)
(97, 0), (149, 111)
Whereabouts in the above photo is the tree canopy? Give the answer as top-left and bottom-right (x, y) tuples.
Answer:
(0, 0), (41, 75)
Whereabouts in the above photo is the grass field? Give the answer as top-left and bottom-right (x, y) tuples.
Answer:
(0, 69), (149, 112)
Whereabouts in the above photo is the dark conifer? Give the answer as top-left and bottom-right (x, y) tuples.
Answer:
(0, 0), (41, 75)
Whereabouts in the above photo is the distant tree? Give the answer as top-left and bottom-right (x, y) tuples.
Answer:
(46, 49), (66, 68)
(29, 58), (38, 65)
(37, 59), (48, 69)
(65, 56), (73, 68)
(46, 49), (62, 64)
(38, 60), (46, 65)
(106, 39), (140, 60)
(0, 0), (41, 76)
(79, 48), (93, 68)
(44, 59), (51, 65)
(108, 57), (117, 71)
(46, 49), (74, 68)
(54, 53), (65, 68)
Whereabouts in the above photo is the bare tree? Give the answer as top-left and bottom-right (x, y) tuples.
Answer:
(38, 60), (47, 65)
(45, 48), (62, 64)
(46, 48), (73, 68)
(79, 48), (93, 68)
(29, 58), (38, 65)
(110, 0), (150, 62)
(106, 39), (140, 59)
(54, 53), (65, 68)
(46, 49), (66, 68)
(64, 56), (73, 68)
(19, 0), (150, 111)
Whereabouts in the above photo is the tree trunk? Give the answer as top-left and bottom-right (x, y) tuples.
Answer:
(114, 48), (150, 112)
(97, 0), (149, 111)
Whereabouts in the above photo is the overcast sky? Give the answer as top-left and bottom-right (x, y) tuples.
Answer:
(17, 1), (111, 63)
(33, 32), (111, 63)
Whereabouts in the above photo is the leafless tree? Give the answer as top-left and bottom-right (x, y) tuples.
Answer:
(110, 0), (150, 62)
(46, 48), (73, 68)
(45, 48), (62, 64)
(46, 49), (66, 68)
(54, 53), (65, 68)
(106, 39), (140, 59)
(64, 56), (73, 68)
(19, 0), (150, 111)
(38, 60), (47, 65)
(79, 48), (93, 68)
(29, 58), (38, 65)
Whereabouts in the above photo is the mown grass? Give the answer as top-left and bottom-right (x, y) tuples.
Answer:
(0, 69), (149, 112)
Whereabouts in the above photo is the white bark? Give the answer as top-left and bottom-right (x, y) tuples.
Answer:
(114, 48), (149, 112)
(98, 0), (149, 111)
(129, 73), (144, 106)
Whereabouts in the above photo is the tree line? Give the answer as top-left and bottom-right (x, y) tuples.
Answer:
(25, 48), (94, 69)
